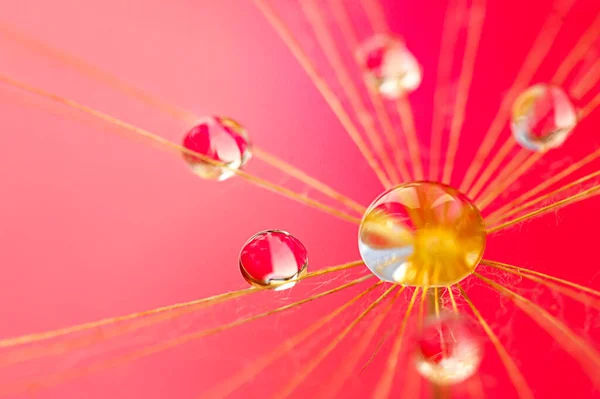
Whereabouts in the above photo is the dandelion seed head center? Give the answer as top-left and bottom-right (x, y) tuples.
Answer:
(358, 182), (486, 287)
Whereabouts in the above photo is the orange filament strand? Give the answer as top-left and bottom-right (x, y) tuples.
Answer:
(0, 275), (374, 395)
(483, 261), (600, 310)
(434, 286), (441, 317)
(476, 92), (600, 218)
(467, 138), (526, 200)
(202, 281), (384, 399)
(447, 285), (459, 314)
(579, 91), (600, 119)
(486, 169), (600, 225)
(551, 13), (600, 85)
(301, 0), (398, 185)
(0, 22), (195, 123)
(476, 150), (543, 210)
(487, 182), (600, 233)
(571, 57), (600, 100)
(252, 148), (367, 214)
(429, 0), (466, 181)
(475, 273), (600, 386)
(396, 98), (424, 180)
(458, 284), (534, 399)
(418, 287), (429, 330)
(360, 294), (406, 373)
(488, 147), (600, 220)
(360, 0), (424, 180)
(465, 5), (597, 202)
(480, 259), (600, 298)
(372, 288), (420, 399)
(323, 286), (403, 398)
(0, 73), (361, 225)
(459, 2), (575, 194)
(327, 0), (412, 182)
(0, 261), (365, 367)
(253, 0), (392, 188)
(276, 282), (396, 398)
(441, 0), (486, 185)
(0, 23), (367, 216)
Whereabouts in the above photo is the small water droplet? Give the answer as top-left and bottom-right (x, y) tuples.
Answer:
(511, 84), (577, 152)
(239, 230), (308, 290)
(415, 314), (482, 386)
(358, 182), (485, 287)
(182, 116), (251, 181)
(357, 35), (422, 99)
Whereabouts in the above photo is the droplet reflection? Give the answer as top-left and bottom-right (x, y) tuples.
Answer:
(358, 35), (422, 99)
(239, 230), (308, 290)
(415, 314), (482, 386)
(511, 84), (577, 152)
(358, 182), (486, 287)
(182, 116), (252, 181)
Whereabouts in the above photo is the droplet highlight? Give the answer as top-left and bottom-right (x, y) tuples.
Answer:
(511, 84), (577, 152)
(415, 314), (482, 386)
(358, 35), (422, 99)
(358, 182), (486, 287)
(239, 230), (308, 290)
(182, 116), (252, 181)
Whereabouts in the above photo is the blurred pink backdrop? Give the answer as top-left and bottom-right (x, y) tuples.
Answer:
(0, 0), (599, 397)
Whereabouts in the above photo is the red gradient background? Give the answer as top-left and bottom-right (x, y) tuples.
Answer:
(0, 0), (599, 398)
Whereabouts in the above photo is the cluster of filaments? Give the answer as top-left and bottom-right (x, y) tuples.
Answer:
(180, 34), (578, 387)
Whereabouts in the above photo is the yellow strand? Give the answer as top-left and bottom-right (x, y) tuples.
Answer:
(459, 2), (575, 194)
(488, 147), (600, 221)
(0, 260), (365, 368)
(447, 285), (459, 314)
(372, 288), (420, 398)
(322, 286), (403, 398)
(202, 280), (384, 399)
(360, 0), (424, 180)
(275, 282), (396, 398)
(0, 73), (361, 225)
(458, 284), (534, 399)
(252, 0), (392, 188)
(0, 23), (368, 212)
(0, 275), (374, 395)
(486, 169), (600, 226)
(326, 0), (412, 181)
(488, 183), (600, 233)
(301, 0), (399, 185)
(475, 273), (600, 386)
(481, 260), (600, 298)
(486, 262), (600, 310)
(429, 0), (466, 181)
(441, 0), (486, 185)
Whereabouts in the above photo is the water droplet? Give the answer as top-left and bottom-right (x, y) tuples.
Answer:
(415, 314), (482, 386)
(239, 230), (308, 290)
(511, 84), (577, 152)
(358, 182), (485, 286)
(358, 35), (422, 99)
(182, 116), (252, 181)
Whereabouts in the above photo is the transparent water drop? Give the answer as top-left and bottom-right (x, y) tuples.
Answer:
(239, 230), (308, 290)
(415, 314), (482, 386)
(511, 84), (577, 152)
(182, 116), (252, 181)
(357, 35), (422, 99)
(358, 182), (486, 287)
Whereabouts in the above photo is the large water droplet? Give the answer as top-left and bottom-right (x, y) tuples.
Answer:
(511, 84), (577, 152)
(358, 35), (422, 99)
(239, 230), (308, 290)
(415, 314), (482, 386)
(182, 116), (252, 181)
(358, 182), (486, 287)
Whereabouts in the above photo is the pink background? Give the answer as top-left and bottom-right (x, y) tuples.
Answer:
(0, 0), (599, 397)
